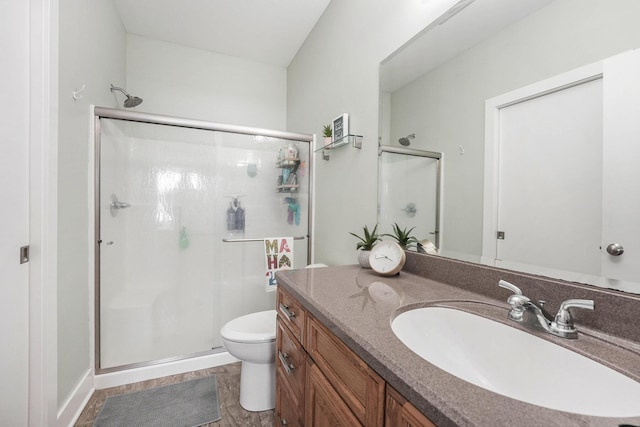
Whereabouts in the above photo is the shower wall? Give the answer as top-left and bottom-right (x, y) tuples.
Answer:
(98, 117), (309, 370)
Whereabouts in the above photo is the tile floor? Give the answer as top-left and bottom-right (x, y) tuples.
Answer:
(74, 362), (275, 427)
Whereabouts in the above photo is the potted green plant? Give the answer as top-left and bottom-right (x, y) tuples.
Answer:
(322, 124), (332, 147)
(384, 223), (419, 250)
(349, 224), (381, 268)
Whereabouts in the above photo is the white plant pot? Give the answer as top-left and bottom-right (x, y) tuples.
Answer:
(357, 250), (371, 269)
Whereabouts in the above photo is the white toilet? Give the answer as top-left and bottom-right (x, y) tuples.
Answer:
(221, 264), (327, 412)
(221, 309), (277, 411)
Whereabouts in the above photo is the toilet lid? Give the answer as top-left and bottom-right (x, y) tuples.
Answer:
(220, 309), (277, 343)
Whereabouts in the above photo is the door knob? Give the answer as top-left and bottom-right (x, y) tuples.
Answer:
(606, 243), (624, 256)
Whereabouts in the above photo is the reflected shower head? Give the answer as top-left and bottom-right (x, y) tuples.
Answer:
(110, 84), (143, 108)
(399, 133), (415, 146)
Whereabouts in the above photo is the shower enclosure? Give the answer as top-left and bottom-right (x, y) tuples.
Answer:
(94, 107), (312, 372)
(378, 145), (441, 248)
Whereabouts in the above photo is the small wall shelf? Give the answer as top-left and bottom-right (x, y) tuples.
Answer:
(316, 134), (362, 160)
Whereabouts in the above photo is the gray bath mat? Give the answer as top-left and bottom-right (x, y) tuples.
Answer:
(94, 375), (221, 427)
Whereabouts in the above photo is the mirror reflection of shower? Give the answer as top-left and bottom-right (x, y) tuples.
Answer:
(402, 202), (417, 217)
(398, 133), (415, 146)
(378, 145), (442, 249)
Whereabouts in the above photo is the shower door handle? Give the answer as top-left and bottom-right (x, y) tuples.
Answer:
(112, 201), (131, 209)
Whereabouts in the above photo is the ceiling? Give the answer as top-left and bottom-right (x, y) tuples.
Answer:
(380, 0), (554, 92)
(112, 0), (332, 68)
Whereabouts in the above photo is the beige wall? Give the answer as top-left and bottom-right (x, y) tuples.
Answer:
(126, 34), (287, 129)
(287, 0), (448, 265)
(57, 0), (126, 409)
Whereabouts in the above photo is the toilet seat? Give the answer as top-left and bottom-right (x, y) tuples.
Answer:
(220, 310), (276, 343)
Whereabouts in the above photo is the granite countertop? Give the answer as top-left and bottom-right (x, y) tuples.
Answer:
(275, 264), (640, 427)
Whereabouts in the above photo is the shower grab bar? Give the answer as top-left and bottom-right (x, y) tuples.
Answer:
(222, 236), (306, 243)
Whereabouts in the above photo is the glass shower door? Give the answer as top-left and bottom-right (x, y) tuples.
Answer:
(97, 118), (309, 370)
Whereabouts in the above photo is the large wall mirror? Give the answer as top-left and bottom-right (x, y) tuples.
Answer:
(379, 0), (640, 294)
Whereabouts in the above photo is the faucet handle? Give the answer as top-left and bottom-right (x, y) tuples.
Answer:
(559, 299), (595, 312)
(499, 281), (530, 321)
(498, 280), (523, 295)
(551, 299), (595, 339)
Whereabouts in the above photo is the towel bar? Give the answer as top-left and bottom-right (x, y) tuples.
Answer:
(222, 236), (306, 243)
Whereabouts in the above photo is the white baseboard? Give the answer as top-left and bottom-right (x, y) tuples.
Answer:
(94, 351), (238, 390)
(57, 369), (94, 427)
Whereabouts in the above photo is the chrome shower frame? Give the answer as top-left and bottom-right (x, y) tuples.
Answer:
(93, 106), (314, 374)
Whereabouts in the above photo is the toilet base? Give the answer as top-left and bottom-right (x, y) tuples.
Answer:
(239, 360), (276, 411)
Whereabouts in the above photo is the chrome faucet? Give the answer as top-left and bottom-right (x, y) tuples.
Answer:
(498, 280), (594, 339)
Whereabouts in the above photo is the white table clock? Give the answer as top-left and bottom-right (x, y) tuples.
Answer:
(369, 241), (406, 276)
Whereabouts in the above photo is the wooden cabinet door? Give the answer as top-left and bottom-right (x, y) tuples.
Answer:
(385, 386), (436, 427)
(305, 361), (362, 427)
(276, 368), (303, 427)
(306, 315), (385, 426)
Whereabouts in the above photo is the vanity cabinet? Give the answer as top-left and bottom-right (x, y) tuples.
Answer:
(275, 286), (436, 427)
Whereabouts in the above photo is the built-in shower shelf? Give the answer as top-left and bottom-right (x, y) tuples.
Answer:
(316, 134), (362, 160)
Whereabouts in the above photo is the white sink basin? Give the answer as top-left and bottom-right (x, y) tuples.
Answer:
(392, 306), (640, 417)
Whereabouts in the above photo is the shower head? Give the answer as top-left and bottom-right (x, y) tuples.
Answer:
(110, 84), (143, 108)
(399, 133), (415, 146)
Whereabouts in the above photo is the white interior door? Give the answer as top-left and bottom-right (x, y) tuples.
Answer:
(601, 49), (640, 284)
(485, 50), (640, 289)
(496, 78), (603, 276)
(0, 1), (30, 424)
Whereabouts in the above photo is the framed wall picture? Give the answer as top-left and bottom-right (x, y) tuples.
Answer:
(332, 113), (349, 142)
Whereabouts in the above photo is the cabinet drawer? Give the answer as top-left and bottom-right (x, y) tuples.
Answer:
(277, 287), (306, 342)
(385, 386), (436, 427)
(276, 317), (306, 398)
(276, 368), (303, 427)
(306, 315), (385, 426)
